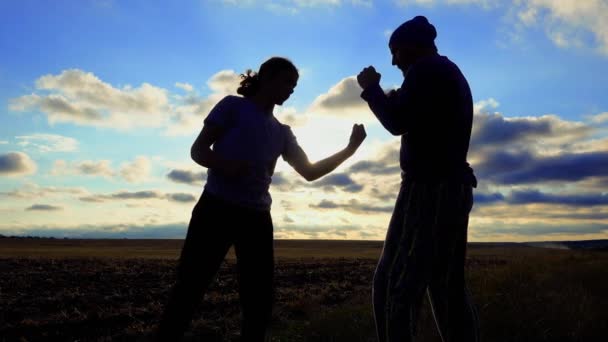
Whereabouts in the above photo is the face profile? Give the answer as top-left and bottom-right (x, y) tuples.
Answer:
(390, 43), (421, 75)
(269, 70), (298, 105)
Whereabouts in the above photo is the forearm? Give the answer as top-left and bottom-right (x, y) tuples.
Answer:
(191, 147), (229, 172)
(305, 146), (355, 181)
(361, 84), (407, 136)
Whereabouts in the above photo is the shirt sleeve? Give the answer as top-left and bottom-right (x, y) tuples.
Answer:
(360, 65), (428, 136)
(281, 125), (307, 167)
(203, 96), (236, 129)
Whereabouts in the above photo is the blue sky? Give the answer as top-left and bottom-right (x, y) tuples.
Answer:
(1, 0), (607, 241)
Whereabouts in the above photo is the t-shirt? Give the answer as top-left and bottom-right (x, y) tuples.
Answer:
(202, 95), (304, 211)
(361, 54), (476, 186)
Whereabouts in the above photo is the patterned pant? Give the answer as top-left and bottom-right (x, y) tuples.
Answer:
(373, 181), (480, 342)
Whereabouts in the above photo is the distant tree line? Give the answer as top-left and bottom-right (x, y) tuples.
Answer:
(0, 234), (67, 239)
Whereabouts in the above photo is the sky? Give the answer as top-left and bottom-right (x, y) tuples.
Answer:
(1, 0), (607, 242)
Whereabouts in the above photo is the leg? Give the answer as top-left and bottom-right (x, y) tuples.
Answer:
(385, 219), (433, 342)
(377, 183), (435, 342)
(233, 209), (274, 342)
(155, 192), (234, 342)
(427, 184), (480, 342)
(374, 186), (408, 342)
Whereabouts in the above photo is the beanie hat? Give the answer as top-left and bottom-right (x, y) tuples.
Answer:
(389, 15), (437, 48)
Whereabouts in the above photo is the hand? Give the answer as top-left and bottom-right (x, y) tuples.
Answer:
(357, 66), (381, 90)
(347, 124), (367, 152)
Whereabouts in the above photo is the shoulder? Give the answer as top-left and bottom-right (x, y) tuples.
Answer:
(205, 95), (248, 126)
(271, 115), (292, 131)
(209, 95), (251, 117)
(410, 55), (460, 82)
(278, 122), (298, 144)
(278, 122), (294, 136)
(216, 95), (247, 108)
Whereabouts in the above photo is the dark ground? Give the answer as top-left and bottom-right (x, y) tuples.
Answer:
(1, 238), (607, 341)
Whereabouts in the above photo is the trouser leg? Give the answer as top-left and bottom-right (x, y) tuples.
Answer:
(375, 183), (435, 342)
(374, 186), (408, 342)
(155, 192), (234, 342)
(427, 184), (479, 342)
(234, 209), (274, 342)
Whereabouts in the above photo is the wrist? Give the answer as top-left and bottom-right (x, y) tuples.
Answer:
(345, 144), (357, 155)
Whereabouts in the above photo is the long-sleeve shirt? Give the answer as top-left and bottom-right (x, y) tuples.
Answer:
(361, 54), (476, 186)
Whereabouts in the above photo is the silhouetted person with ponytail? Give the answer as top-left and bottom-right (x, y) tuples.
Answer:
(155, 57), (366, 341)
(357, 16), (479, 342)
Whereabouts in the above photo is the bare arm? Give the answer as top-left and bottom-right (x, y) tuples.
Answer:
(287, 124), (366, 182)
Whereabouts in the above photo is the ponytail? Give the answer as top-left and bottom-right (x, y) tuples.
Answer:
(237, 69), (260, 97)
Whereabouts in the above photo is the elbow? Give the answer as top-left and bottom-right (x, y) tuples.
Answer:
(190, 148), (206, 167)
(299, 168), (318, 182)
(190, 148), (199, 163)
(304, 174), (317, 182)
(385, 125), (406, 136)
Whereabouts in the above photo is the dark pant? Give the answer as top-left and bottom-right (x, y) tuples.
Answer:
(373, 182), (480, 342)
(156, 191), (274, 342)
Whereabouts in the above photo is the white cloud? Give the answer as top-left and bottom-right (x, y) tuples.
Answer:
(164, 70), (240, 136)
(78, 189), (197, 204)
(51, 156), (152, 183)
(15, 133), (78, 153)
(10, 69), (169, 129)
(51, 159), (114, 178)
(119, 156), (152, 183)
(308, 76), (375, 122)
(391, 1), (608, 56)
(9, 69), (243, 137)
(311, 77), (365, 111)
(474, 98), (500, 115)
(514, 0), (608, 55)
(207, 70), (241, 94)
(274, 106), (309, 128)
(175, 82), (194, 92)
(0, 183), (89, 199)
(0, 152), (37, 176)
(589, 112), (608, 124)
(77, 160), (115, 178)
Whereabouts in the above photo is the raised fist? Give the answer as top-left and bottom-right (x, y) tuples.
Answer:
(357, 66), (381, 90)
(347, 124), (367, 152)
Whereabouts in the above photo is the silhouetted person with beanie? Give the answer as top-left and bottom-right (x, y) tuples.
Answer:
(357, 16), (480, 342)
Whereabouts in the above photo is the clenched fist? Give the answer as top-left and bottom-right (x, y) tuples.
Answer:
(347, 124), (367, 152)
(357, 66), (381, 90)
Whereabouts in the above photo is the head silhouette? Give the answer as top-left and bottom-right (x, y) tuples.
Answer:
(237, 57), (299, 106)
(389, 16), (438, 74)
